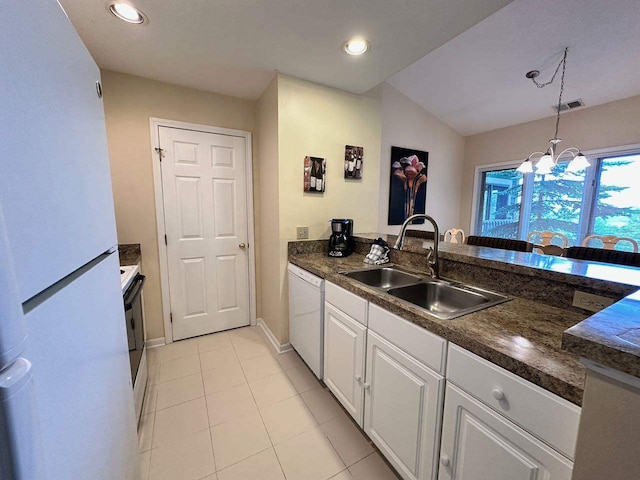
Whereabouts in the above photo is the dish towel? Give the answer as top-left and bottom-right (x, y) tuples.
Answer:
(364, 238), (390, 265)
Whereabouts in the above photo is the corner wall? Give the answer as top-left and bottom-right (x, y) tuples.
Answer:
(460, 94), (640, 233)
(375, 83), (466, 235)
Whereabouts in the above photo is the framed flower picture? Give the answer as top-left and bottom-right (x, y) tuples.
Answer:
(388, 146), (429, 225)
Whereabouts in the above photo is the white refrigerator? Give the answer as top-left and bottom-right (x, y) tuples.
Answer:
(0, 1), (140, 479)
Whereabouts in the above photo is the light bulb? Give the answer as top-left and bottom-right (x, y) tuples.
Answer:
(567, 154), (590, 172)
(535, 154), (554, 175)
(516, 159), (533, 174)
(343, 38), (369, 56)
(109, 2), (146, 24)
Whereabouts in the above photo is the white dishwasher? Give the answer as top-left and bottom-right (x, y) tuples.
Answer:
(288, 262), (325, 379)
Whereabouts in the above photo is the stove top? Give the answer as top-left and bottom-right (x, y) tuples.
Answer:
(120, 265), (138, 293)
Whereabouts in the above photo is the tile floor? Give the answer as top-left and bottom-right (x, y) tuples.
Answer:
(138, 326), (401, 480)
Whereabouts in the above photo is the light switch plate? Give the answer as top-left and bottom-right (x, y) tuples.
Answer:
(573, 291), (616, 313)
(296, 226), (309, 240)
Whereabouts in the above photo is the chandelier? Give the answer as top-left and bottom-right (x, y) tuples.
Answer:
(517, 48), (590, 175)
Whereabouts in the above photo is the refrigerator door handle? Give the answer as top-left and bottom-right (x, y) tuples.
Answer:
(0, 358), (45, 480)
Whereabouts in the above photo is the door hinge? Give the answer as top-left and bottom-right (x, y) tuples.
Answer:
(164, 234), (168, 245)
(170, 312), (173, 323)
(155, 147), (164, 161)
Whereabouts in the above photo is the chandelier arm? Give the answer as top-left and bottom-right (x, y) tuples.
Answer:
(556, 147), (579, 160)
(527, 151), (547, 161)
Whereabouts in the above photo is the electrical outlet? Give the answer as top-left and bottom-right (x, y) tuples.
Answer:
(296, 226), (309, 240)
(572, 291), (616, 313)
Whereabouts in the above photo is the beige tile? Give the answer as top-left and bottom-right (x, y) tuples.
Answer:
(200, 346), (240, 372)
(200, 476), (217, 480)
(249, 372), (297, 407)
(202, 362), (246, 395)
(275, 350), (305, 371)
(151, 340), (199, 365)
(149, 429), (215, 480)
(148, 363), (160, 385)
(260, 395), (318, 445)
(234, 338), (273, 361)
(285, 365), (322, 394)
(348, 453), (399, 480)
(158, 354), (201, 383)
(198, 332), (232, 353)
(301, 388), (343, 424)
(138, 412), (155, 452)
(228, 326), (264, 344)
(275, 427), (345, 480)
(153, 397), (209, 448)
(206, 383), (257, 426)
(146, 347), (161, 366)
(143, 384), (159, 414)
(156, 373), (204, 410)
(140, 450), (151, 480)
(330, 471), (354, 480)
(217, 448), (285, 480)
(319, 413), (374, 466)
(240, 353), (283, 381)
(211, 410), (271, 470)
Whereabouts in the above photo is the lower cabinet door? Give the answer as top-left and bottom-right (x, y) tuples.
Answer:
(323, 302), (367, 426)
(364, 330), (444, 480)
(438, 383), (573, 480)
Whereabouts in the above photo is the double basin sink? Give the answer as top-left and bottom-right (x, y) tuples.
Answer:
(341, 266), (510, 320)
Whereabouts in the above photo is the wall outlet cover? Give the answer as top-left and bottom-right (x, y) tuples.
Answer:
(296, 226), (309, 240)
(573, 291), (616, 313)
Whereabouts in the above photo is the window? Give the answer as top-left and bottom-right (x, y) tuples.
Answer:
(474, 151), (640, 249)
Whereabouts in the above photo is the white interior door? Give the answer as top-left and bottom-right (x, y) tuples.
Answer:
(159, 126), (251, 340)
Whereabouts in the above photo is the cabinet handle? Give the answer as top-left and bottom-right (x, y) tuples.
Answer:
(355, 375), (362, 383)
(363, 383), (370, 391)
(492, 388), (506, 401)
(440, 455), (451, 467)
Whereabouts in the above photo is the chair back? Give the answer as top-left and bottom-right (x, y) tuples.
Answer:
(582, 235), (638, 252)
(540, 244), (566, 256)
(526, 230), (569, 248)
(466, 235), (534, 253)
(444, 228), (465, 244)
(565, 246), (640, 267)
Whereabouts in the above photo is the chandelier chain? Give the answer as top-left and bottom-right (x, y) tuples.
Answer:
(553, 48), (568, 140)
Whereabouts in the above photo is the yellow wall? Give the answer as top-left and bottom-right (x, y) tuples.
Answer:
(258, 75), (382, 344)
(101, 70), (258, 340)
(256, 79), (283, 340)
(460, 94), (640, 232)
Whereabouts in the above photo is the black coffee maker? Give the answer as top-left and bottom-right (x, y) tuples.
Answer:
(328, 219), (354, 257)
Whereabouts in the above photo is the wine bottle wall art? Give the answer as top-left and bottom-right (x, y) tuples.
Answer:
(344, 145), (364, 179)
(303, 156), (326, 193)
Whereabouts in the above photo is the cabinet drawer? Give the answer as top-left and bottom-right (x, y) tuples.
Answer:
(368, 303), (446, 374)
(325, 282), (368, 326)
(447, 344), (580, 460)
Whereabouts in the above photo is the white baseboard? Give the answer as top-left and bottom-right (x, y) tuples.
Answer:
(257, 318), (293, 354)
(146, 337), (166, 348)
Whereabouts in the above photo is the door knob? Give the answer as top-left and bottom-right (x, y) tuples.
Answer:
(239, 243), (247, 250)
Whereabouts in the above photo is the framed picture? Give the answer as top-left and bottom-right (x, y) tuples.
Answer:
(388, 146), (429, 225)
(303, 156), (326, 193)
(344, 145), (364, 179)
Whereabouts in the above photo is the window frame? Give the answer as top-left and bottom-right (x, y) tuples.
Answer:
(470, 143), (640, 245)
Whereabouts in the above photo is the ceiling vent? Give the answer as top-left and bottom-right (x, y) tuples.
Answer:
(552, 99), (585, 112)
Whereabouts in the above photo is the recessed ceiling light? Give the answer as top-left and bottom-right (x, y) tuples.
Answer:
(106, 1), (147, 25)
(343, 38), (370, 56)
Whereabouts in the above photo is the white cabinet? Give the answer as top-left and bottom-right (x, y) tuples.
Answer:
(438, 383), (573, 480)
(364, 330), (444, 480)
(323, 302), (367, 426)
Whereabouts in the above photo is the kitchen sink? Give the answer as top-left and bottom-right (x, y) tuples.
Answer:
(388, 281), (509, 320)
(340, 266), (509, 320)
(341, 267), (422, 289)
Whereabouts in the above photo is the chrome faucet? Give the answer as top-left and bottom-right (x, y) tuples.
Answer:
(393, 214), (440, 278)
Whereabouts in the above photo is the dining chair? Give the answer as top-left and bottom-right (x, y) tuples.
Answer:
(527, 230), (569, 248)
(443, 228), (465, 244)
(466, 235), (534, 253)
(565, 246), (640, 267)
(582, 234), (639, 252)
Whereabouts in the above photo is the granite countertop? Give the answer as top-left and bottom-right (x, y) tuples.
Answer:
(118, 243), (141, 266)
(289, 251), (587, 405)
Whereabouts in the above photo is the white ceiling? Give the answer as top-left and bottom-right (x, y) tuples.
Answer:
(388, 0), (640, 136)
(59, 0), (511, 100)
